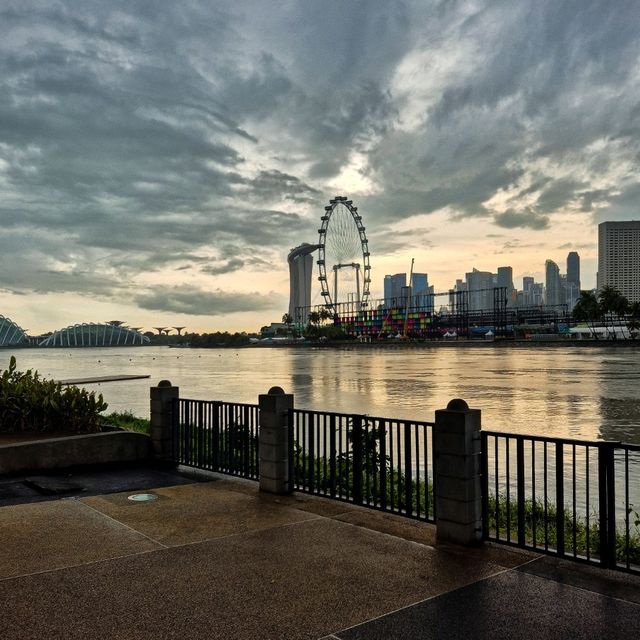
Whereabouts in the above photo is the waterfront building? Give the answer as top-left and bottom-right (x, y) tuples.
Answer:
(384, 273), (407, 306)
(466, 268), (496, 311)
(497, 266), (515, 304)
(411, 273), (434, 311)
(598, 221), (640, 302)
(39, 323), (150, 347)
(0, 314), (28, 346)
(522, 276), (534, 306)
(545, 260), (562, 307)
(288, 244), (318, 323)
(566, 251), (580, 309)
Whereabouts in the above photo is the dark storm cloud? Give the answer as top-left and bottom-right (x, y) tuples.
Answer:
(134, 285), (280, 316)
(1, 0), (639, 314)
(494, 209), (550, 231)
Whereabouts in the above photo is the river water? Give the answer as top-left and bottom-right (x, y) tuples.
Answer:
(4, 344), (640, 444)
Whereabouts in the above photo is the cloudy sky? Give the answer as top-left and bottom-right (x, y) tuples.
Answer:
(1, 0), (639, 333)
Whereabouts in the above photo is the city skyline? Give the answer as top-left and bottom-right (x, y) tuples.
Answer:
(1, 2), (639, 332)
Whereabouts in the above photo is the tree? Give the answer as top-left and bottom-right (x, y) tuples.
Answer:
(572, 291), (602, 339)
(628, 302), (640, 340)
(282, 313), (294, 335)
(319, 308), (332, 325)
(598, 286), (629, 339)
(308, 311), (320, 326)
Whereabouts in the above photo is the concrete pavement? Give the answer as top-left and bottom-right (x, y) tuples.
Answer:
(0, 471), (638, 639)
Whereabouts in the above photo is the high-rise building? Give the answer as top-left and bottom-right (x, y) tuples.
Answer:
(522, 276), (534, 305)
(566, 252), (580, 309)
(545, 260), (562, 307)
(466, 268), (496, 311)
(410, 273), (434, 310)
(598, 221), (640, 302)
(288, 244), (318, 322)
(497, 266), (515, 304)
(384, 273), (406, 306)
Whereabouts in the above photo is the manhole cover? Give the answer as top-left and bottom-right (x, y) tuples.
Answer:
(127, 493), (158, 502)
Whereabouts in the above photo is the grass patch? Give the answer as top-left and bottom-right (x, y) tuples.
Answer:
(103, 411), (150, 434)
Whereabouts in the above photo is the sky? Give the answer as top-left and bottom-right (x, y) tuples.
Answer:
(1, 0), (639, 334)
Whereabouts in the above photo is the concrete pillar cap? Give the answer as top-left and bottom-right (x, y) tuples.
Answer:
(447, 398), (469, 410)
(157, 380), (173, 388)
(268, 386), (285, 395)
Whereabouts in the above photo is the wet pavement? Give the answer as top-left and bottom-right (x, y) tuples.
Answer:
(0, 469), (638, 639)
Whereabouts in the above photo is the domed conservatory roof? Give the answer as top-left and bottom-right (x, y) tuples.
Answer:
(39, 323), (150, 347)
(0, 315), (29, 346)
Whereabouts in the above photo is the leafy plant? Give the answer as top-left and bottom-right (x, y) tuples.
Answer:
(0, 356), (107, 434)
(103, 411), (150, 433)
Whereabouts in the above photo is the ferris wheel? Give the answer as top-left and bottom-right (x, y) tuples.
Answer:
(317, 196), (371, 310)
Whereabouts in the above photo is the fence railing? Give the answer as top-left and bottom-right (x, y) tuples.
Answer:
(171, 398), (259, 480)
(482, 431), (640, 573)
(289, 409), (435, 522)
(166, 390), (638, 575)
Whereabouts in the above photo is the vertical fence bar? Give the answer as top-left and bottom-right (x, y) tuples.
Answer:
(380, 420), (387, 510)
(517, 438), (525, 546)
(352, 415), (363, 505)
(598, 443), (613, 568)
(184, 401), (191, 465)
(555, 442), (565, 556)
(288, 409), (295, 492)
(308, 413), (315, 492)
(404, 423), (413, 516)
(481, 432), (489, 540)
(329, 414), (337, 498)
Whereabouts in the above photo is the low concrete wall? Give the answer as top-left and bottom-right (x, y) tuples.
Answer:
(0, 431), (152, 476)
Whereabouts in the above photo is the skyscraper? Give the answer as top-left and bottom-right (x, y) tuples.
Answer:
(598, 221), (640, 302)
(384, 273), (406, 306)
(466, 268), (496, 311)
(545, 260), (562, 307)
(497, 266), (515, 304)
(288, 244), (318, 322)
(411, 273), (434, 311)
(566, 252), (580, 309)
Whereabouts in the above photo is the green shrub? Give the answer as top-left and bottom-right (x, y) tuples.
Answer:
(103, 411), (150, 434)
(0, 356), (107, 434)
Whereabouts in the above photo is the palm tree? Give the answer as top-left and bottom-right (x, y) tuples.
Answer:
(308, 311), (320, 326)
(628, 302), (640, 340)
(319, 308), (332, 325)
(572, 291), (601, 339)
(282, 313), (293, 335)
(598, 285), (629, 339)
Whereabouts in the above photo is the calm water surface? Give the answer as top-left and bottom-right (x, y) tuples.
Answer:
(5, 345), (640, 444)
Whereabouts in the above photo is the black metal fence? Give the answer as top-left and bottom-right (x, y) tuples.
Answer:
(482, 431), (640, 574)
(289, 409), (435, 522)
(169, 394), (639, 575)
(171, 398), (259, 479)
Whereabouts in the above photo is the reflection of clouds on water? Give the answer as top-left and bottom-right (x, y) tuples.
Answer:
(4, 344), (640, 445)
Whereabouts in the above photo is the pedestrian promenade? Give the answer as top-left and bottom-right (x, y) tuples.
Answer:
(0, 470), (638, 639)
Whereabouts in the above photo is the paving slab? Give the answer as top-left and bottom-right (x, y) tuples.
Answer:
(0, 499), (161, 579)
(517, 555), (640, 604)
(332, 570), (640, 640)
(0, 517), (506, 640)
(81, 482), (320, 546)
(0, 467), (194, 507)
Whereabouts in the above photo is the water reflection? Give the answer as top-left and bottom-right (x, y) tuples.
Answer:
(4, 345), (640, 444)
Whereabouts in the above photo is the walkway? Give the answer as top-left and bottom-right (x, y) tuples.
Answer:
(0, 470), (638, 639)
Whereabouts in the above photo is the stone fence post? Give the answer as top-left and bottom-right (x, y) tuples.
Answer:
(259, 386), (293, 495)
(433, 398), (482, 545)
(149, 380), (179, 461)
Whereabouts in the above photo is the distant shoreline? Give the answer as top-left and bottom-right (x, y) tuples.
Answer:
(249, 339), (640, 349)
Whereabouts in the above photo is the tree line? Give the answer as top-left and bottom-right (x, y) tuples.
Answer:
(572, 285), (640, 338)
